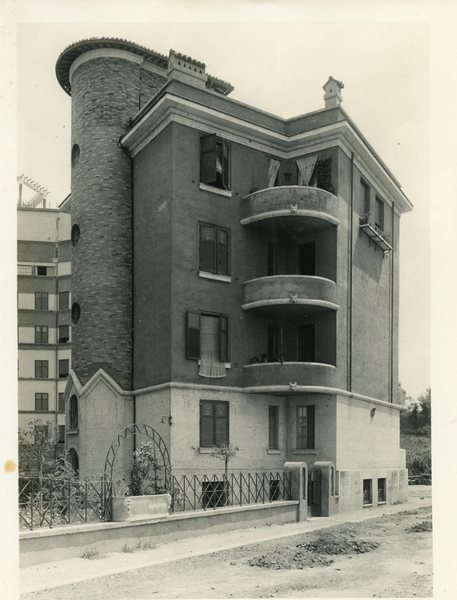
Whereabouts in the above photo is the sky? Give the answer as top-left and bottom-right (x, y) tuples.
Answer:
(16, 20), (430, 399)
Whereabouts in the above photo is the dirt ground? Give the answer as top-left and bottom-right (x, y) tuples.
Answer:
(22, 506), (432, 599)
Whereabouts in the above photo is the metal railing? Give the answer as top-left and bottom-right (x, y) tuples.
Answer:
(19, 476), (111, 530)
(170, 471), (291, 513)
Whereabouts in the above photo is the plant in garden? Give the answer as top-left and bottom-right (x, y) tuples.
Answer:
(210, 442), (239, 477)
(115, 442), (166, 496)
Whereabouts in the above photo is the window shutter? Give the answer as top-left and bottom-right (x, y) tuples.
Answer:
(200, 134), (217, 185)
(308, 405), (315, 449)
(216, 229), (229, 275)
(219, 315), (229, 363)
(200, 225), (216, 273)
(186, 311), (200, 359)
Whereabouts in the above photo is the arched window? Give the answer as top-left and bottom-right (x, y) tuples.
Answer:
(67, 448), (79, 476)
(69, 395), (78, 430)
(71, 302), (81, 325)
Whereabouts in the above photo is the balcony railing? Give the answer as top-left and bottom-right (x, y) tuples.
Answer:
(243, 275), (338, 312)
(359, 215), (392, 253)
(241, 186), (339, 227)
(243, 361), (337, 392)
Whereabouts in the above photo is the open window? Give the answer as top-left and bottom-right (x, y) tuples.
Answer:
(200, 134), (230, 190)
(199, 223), (230, 276)
(186, 311), (229, 377)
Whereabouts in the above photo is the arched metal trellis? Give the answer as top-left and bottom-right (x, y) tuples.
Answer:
(104, 423), (171, 495)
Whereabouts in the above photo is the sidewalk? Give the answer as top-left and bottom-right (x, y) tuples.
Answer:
(20, 486), (431, 595)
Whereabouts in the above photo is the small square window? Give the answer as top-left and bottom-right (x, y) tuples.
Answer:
(35, 393), (49, 411)
(34, 326), (48, 344)
(35, 360), (48, 379)
(36, 266), (48, 276)
(35, 292), (48, 310)
(59, 359), (69, 378)
(363, 479), (373, 505)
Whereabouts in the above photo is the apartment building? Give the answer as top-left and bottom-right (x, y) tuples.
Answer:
(17, 177), (71, 465)
(56, 39), (412, 512)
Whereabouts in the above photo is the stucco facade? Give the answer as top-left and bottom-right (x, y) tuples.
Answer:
(57, 39), (411, 513)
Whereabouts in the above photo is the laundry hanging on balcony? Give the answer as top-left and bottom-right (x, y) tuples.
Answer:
(267, 158), (280, 187)
(198, 314), (227, 378)
(296, 155), (318, 186)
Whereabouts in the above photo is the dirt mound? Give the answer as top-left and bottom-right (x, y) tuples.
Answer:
(298, 531), (379, 555)
(406, 520), (432, 533)
(248, 531), (379, 570)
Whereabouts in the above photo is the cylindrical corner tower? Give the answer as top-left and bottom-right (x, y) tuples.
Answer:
(57, 40), (145, 389)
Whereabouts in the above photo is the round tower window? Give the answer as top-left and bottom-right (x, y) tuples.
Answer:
(71, 224), (80, 246)
(71, 144), (80, 167)
(71, 302), (81, 325)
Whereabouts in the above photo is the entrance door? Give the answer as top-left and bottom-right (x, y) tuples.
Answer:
(307, 469), (321, 516)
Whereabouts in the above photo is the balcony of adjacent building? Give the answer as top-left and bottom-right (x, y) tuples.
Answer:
(240, 151), (339, 235)
(243, 314), (337, 392)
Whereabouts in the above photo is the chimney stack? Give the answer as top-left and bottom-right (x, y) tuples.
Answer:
(167, 50), (207, 89)
(323, 76), (344, 109)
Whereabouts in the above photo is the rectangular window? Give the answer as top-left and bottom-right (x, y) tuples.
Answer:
(298, 242), (315, 276)
(375, 196), (385, 230)
(58, 425), (65, 443)
(58, 359), (69, 378)
(186, 311), (229, 362)
(296, 405), (315, 449)
(377, 478), (386, 503)
(200, 400), (229, 447)
(35, 292), (48, 310)
(58, 325), (70, 344)
(200, 134), (230, 190)
(361, 179), (370, 216)
(18, 264), (33, 276)
(35, 360), (48, 379)
(35, 392), (49, 411)
(363, 479), (373, 505)
(267, 324), (281, 362)
(268, 405), (279, 449)
(199, 223), (230, 276)
(34, 326), (49, 344)
(34, 424), (49, 444)
(298, 324), (315, 362)
(36, 266), (48, 276)
(59, 291), (70, 310)
(58, 392), (65, 412)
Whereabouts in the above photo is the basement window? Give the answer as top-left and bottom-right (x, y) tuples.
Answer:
(378, 478), (386, 503)
(363, 479), (373, 506)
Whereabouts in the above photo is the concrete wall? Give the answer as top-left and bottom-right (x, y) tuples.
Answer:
(335, 394), (402, 470)
(20, 501), (298, 567)
(336, 467), (408, 513)
(17, 209), (71, 243)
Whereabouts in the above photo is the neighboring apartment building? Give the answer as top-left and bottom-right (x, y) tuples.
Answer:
(56, 39), (412, 513)
(17, 176), (71, 465)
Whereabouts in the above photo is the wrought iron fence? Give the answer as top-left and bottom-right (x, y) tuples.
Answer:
(19, 476), (111, 530)
(170, 471), (291, 513)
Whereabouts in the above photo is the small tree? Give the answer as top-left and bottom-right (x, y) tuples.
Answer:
(129, 442), (164, 496)
(210, 442), (239, 478)
(18, 420), (59, 481)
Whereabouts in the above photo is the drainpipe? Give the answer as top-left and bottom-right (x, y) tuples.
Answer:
(389, 208), (395, 402)
(54, 216), (60, 458)
(347, 153), (354, 391)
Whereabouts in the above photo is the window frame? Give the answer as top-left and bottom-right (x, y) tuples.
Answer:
(59, 291), (70, 310)
(58, 392), (65, 412)
(69, 395), (78, 430)
(186, 310), (230, 363)
(375, 196), (385, 231)
(58, 325), (70, 344)
(198, 222), (231, 277)
(34, 360), (49, 379)
(377, 478), (386, 503)
(34, 392), (49, 411)
(58, 359), (69, 378)
(36, 266), (48, 276)
(363, 478), (373, 506)
(296, 405), (315, 450)
(268, 405), (279, 450)
(199, 399), (229, 448)
(360, 179), (371, 217)
(35, 291), (49, 310)
(200, 133), (231, 191)
(34, 325), (49, 344)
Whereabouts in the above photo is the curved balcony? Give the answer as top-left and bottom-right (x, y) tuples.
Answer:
(243, 361), (337, 392)
(241, 186), (339, 231)
(242, 275), (338, 315)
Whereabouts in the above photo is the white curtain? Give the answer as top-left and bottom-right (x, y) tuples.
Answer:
(199, 315), (226, 378)
(267, 158), (280, 188)
(296, 155), (318, 186)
